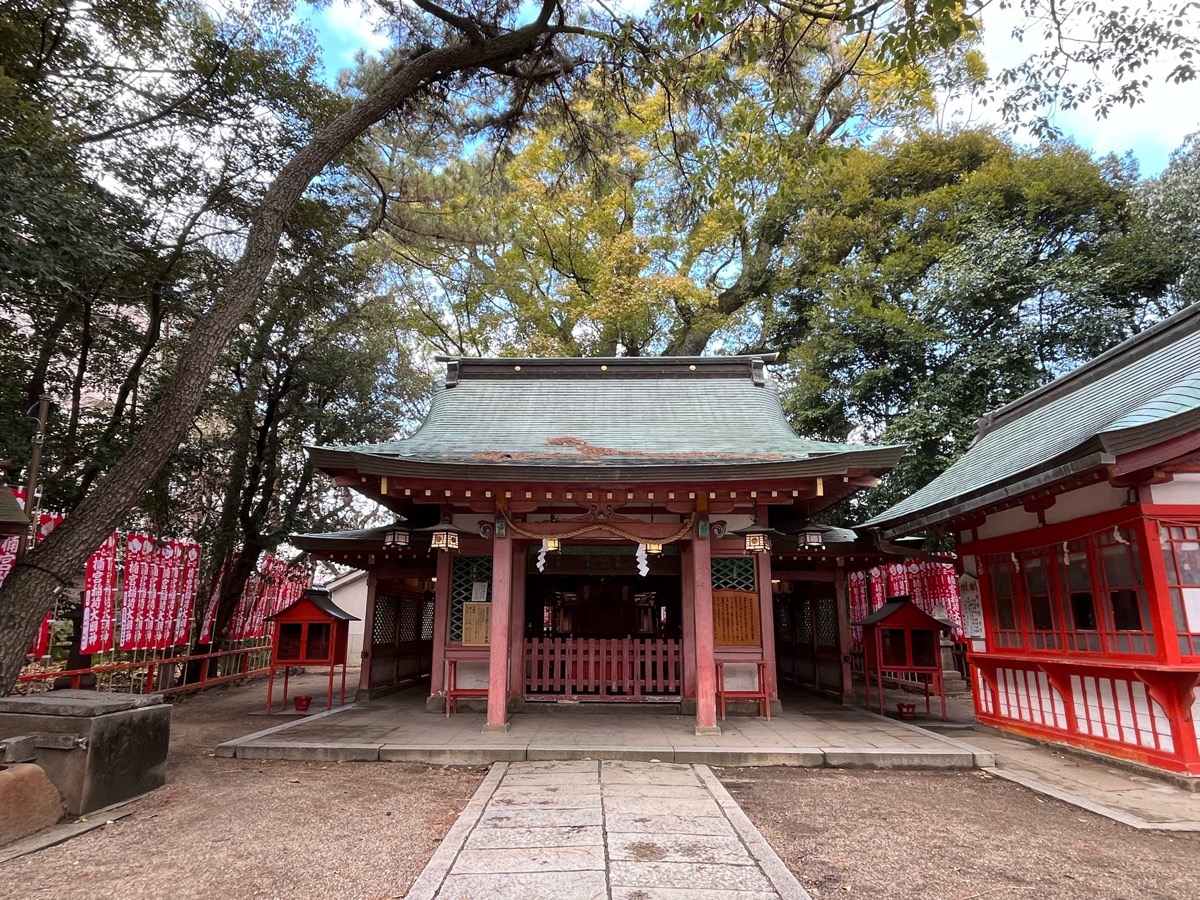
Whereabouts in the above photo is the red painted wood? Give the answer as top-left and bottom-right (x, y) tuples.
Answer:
(486, 529), (513, 727)
(956, 507), (1138, 556)
(692, 529), (718, 729)
(522, 637), (682, 699)
(429, 552), (452, 697)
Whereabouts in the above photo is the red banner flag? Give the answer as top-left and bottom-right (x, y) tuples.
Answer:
(27, 612), (51, 657)
(81, 532), (119, 654)
(174, 543), (201, 646)
(120, 533), (154, 650)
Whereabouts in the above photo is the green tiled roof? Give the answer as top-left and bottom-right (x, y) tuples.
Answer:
(310, 356), (904, 483)
(867, 302), (1200, 536)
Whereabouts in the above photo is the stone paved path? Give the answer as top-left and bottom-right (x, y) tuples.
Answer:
(405, 760), (811, 899)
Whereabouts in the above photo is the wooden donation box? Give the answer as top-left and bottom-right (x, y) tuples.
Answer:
(855, 595), (947, 720)
(265, 588), (359, 714)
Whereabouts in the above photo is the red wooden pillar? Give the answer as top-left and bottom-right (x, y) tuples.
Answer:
(1136, 514), (1182, 665)
(507, 544), (527, 705)
(834, 561), (856, 706)
(681, 543), (697, 700)
(428, 551), (453, 704)
(692, 524), (719, 734)
(358, 572), (378, 694)
(485, 521), (514, 731)
(754, 550), (778, 705)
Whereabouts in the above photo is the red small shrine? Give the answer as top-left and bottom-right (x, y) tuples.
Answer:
(265, 588), (358, 714)
(870, 304), (1200, 776)
(856, 596), (948, 720)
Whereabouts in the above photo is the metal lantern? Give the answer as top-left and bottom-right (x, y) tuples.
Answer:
(740, 522), (773, 553)
(383, 525), (409, 549)
(801, 529), (825, 548)
(545, 536), (562, 553)
(644, 540), (664, 556)
(430, 527), (460, 551)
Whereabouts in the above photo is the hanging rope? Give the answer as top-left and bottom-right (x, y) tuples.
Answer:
(501, 509), (696, 546)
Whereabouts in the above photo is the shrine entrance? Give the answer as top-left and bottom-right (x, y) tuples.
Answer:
(521, 545), (684, 701)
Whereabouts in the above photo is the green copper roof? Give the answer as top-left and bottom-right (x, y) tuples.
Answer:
(867, 302), (1200, 536)
(310, 356), (904, 483)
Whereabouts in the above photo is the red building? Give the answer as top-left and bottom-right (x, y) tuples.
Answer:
(295, 355), (905, 733)
(868, 304), (1200, 775)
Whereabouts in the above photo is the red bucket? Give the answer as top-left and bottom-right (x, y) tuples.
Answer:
(294, 695), (312, 712)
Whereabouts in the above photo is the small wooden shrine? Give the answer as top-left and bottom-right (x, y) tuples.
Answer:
(855, 596), (948, 720)
(265, 588), (358, 714)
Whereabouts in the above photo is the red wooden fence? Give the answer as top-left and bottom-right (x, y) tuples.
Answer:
(524, 637), (681, 700)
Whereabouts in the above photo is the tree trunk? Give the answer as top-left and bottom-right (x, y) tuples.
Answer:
(0, 13), (564, 694)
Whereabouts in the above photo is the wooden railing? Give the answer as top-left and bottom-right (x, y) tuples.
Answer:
(524, 637), (682, 700)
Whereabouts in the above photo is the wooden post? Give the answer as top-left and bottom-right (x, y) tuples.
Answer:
(358, 572), (378, 695)
(485, 522), (514, 732)
(755, 550), (778, 706)
(680, 542), (697, 701)
(508, 544), (527, 704)
(835, 561), (856, 706)
(692, 523), (719, 734)
(429, 551), (453, 705)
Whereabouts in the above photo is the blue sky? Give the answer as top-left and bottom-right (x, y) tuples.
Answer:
(300, 1), (1199, 176)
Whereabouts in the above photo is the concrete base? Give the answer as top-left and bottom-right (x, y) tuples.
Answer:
(0, 764), (63, 846)
(481, 723), (510, 734)
(0, 691), (170, 816)
(694, 725), (722, 736)
(425, 694), (447, 713)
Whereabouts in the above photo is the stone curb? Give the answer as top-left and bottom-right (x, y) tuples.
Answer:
(404, 762), (509, 899)
(213, 702), (357, 757)
(380, 745), (527, 764)
(859, 708), (997, 766)
(982, 766), (1200, 832)
(695, 764), (813, 900)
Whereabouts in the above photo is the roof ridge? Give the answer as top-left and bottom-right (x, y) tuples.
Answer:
(975, 302), (1200, 439)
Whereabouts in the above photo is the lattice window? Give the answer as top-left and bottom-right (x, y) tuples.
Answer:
(373, 594), (398, 646)
(450, 556), (492, 643)
(799, 600), (814, 644)
(816, 595), (839, 648)
(398, 594), (420, 643)
(420, 596), (435, 641)
(712, 556), (756, 591)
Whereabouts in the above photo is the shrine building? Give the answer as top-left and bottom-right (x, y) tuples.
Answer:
(295, 355), (905, 733)
(867, 303), (1200, 776)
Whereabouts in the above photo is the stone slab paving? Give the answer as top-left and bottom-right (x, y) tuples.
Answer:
(215, 689), (991, 769)
(404, 760), (810, 900)
(954, 731), (1200, 831)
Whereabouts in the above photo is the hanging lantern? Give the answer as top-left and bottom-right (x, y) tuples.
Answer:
(430, 528), (459, 551)
(644, 540), (664, 556)
(739, 521), (774, 553)
(801, 529), (825, 548)
(383, 525), (409, 549)
(545, 536), (561, 553)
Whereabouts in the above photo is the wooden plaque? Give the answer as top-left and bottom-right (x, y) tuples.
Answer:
(461, 602), (492, 646)
(713, 590), (761, 646)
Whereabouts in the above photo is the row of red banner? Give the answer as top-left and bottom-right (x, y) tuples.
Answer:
(849, 560), (964, 640)
(4, 488), (308, 657)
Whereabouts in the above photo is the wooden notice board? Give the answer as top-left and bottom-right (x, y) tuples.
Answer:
(461, 602), (492, 646)
(713, 590), (761, 646)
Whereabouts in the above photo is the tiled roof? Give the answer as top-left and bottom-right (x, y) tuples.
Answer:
(867, 302), (1200, 535)
(0, 483), (25, 535)
(309, 356), (904, 482)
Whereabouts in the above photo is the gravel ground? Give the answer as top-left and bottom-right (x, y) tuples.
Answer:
(0, 674), (485, 900)
(722, 767), (1200, 900)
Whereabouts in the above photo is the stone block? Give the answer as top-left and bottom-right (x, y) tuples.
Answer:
(0, 763), (63, 846)
(822, 748), (975, 769)
(235, 742), (380, 762)
(0, 691), (170, 816)
(527, 745), (672, 763)
(0, 735), (36, 763)
(379, 744), (526, 764)
(673, 748), (824, 767)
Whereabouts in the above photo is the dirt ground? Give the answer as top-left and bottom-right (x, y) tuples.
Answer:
(722, 766), (1200, 900)
(0, 673), (485, 900)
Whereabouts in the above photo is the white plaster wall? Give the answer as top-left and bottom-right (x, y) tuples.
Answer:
(1150, 473), (1200, 505)
(973, 481), (1128, 541)
(327, 572), (368, 660)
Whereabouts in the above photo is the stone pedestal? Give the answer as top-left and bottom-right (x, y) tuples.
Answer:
(940, 638), (969, 693)
(0, 690), (170, 815)
(0, 763), (63, 845)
